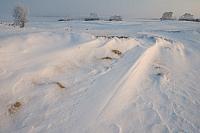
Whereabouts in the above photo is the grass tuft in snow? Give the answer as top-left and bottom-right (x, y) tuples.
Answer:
(112, 49), (122, 56)
(101, 57), (113, 60)
(96, 36), (129, 39)
(156, 72), (163, 76)
(8, 101), (22, 115)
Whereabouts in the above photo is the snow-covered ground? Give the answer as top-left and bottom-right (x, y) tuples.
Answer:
(0, 18), (200, 133)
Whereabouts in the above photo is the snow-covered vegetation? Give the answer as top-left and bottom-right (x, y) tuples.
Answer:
(179, 13), (194, 20)
(13, 5), (28, 28)
(84, 13), (100, 21)
(0, 18), (200, 133)
(160, 12), (174, 20)
(109, 15), (122, 21)
(179, 13), (200, 22)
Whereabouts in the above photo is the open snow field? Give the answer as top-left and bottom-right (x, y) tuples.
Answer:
(0, 18), (200, 133)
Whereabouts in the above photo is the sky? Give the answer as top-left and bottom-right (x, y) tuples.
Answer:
(0, 0), (199, 18)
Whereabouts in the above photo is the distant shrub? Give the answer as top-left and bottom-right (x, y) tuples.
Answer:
(160, 12), (174, 20)
(109, 15), (122, 21)
(84, 13), (100, 21)
(179, 13), (194, 21)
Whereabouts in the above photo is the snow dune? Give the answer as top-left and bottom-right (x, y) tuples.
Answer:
(0, 20), (200, 133)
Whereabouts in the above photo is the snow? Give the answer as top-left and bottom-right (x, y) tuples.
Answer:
(0, 18), (200, 133)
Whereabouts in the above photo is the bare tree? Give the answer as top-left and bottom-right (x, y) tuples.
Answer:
(13, 5), (28, 28)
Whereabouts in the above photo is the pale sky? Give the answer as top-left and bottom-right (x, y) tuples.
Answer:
(0, 0), (199, 18)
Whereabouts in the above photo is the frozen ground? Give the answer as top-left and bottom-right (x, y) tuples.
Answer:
(0, 18), (200, 133)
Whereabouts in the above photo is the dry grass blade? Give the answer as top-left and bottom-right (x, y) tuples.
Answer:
(101, 57), (113, 60)
(55, 82), (66, 89)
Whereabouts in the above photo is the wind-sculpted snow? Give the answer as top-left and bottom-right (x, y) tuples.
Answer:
(0, 20), (199, 133)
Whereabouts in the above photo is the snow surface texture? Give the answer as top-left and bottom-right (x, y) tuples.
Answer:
(0, 19), (200, 133)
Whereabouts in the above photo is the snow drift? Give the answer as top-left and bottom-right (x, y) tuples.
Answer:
(0, 19), (200, 133)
